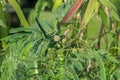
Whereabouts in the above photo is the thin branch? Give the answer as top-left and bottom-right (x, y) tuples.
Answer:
(97, 24), (104, 49)
(35, 18), (47, 38)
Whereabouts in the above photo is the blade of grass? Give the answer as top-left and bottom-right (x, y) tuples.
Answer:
(8, 0), (29, 27)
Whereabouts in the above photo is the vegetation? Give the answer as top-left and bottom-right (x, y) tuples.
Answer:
(0, 0), (120, 80)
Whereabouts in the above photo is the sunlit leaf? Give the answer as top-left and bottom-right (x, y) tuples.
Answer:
(8, 0), (29, 27)
(106, 55), (119, 63)
(52, 0), (63, 11)
(99, 0), (116, 10)
(110, 9), (120, 21)
(98, 7), (110, 27)
(82, 0), (99, 26)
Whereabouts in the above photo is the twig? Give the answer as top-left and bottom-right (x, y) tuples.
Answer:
(35, 18), (47, 38)
(97, 24), (104, 49)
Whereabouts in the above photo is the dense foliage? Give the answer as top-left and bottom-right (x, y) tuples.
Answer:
(0, 0), (120, 80)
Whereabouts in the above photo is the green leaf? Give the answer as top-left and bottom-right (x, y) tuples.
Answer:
(90, 39), (98, 48)
(98, 0), (120, 21)
(65, 70), (74, 79)
(70, 58), (84, 71)
(0, 20), (4, 26)
(89, 50), (106, 80)
(0, 55), (17, 80)
(106, 55), (119, 63)
(110, 9), (120, 21)
(99, 0), (116, 10)
(47, 69), (55, 77)
(98, 7), (110, 27)
(22, 42), (33, 56)
(15, 36), (33, 57)
(0, 3), (6, 24)
(82, 0), (99, 26)
(39, 75), (46, 80)
(67, 65), (79, 80)
(112, 70), (120, 80)
(52, 0), (63, 11)
(35, 0), (43, 18)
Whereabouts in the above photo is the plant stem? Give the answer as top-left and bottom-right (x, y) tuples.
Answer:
(36, 18), (47, 38)
(97, 24), (104, 49)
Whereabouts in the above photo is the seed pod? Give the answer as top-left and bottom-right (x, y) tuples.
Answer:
(54, 35), (61, 42)
(61, 0), (84, 24)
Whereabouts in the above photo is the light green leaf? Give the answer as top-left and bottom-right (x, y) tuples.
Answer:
(110, 9), (120, 21)
(98, 7), (110, 27)
(52, 0), (63, 11)
(82, 0), (99, 26)
(22, 42), (33, 56)
(8, 0), (29, 27)
(99, 0), (120, 21)
(99, 0), (116, 10)
(106, 55), (119, 63)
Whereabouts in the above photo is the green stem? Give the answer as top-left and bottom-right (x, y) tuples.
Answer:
(8, 0), (29, 27)
(0, 2), (8, 38)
